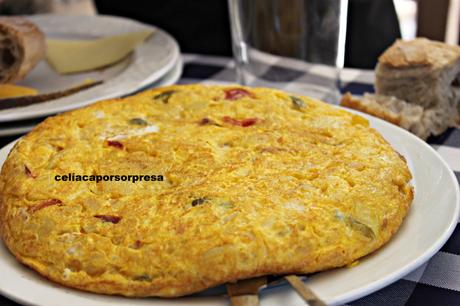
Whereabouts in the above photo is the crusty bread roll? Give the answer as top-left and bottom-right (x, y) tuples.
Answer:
(0, 17), (46, 84)
(375, 38), (460, 136)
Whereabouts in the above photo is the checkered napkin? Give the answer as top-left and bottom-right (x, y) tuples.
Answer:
(180, 54), (460, 306)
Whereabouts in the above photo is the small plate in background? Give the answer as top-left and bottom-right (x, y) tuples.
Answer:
(0, 14), (180, 123)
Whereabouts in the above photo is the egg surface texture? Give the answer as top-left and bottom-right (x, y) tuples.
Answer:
(0, 85), (413, 296)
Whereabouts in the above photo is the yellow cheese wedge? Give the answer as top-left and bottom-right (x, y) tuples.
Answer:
(0, 84), (38, 99)
(46, 30), (155, 74)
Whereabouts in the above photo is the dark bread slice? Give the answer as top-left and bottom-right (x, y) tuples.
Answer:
(0, 81), (103, 110)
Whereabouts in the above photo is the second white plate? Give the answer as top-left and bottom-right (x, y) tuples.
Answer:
(0, 14), (180, 123)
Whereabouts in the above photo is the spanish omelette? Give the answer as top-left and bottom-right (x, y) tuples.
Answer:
(0, 84), (413, 297)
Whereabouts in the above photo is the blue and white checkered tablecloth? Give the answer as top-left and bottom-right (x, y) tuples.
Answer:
(0, 53), (459, 306)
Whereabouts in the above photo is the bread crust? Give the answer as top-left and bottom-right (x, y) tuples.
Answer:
(378, 38), (460, 69)
(340, 93), (401, 126)
(340, 93), (432, 139)
(0, 85), (413, 297)
(0, 17), (46, 83)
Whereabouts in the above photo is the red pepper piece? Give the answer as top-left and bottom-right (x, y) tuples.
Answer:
(29, 199), (62, 213)
(24, 165), (36, 178)
(224, 88), (254, 101)
(240, 118), (258, 127)
(107, 140), (124, 149)
(199, 118), (211, 125)
(133, 240), (143, 249)
(94, 215), (122, 224)
(222, 116), (258, 127)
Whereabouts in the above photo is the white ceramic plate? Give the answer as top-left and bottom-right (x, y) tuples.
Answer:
(0, 110), (458, 306)
(0, 56), (183, 137)
(0, 14), (180, 123)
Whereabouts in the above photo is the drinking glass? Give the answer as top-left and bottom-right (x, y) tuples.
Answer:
(228, 0), (348, 102)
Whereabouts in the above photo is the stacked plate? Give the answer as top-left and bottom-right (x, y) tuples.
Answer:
(0, 15), (182, 136)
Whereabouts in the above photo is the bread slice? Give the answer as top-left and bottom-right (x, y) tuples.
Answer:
(0, 17), (46, 83)
(340, 93), (435, 140)
(0, 80), (103, 111)
(375, 38), (460, 136)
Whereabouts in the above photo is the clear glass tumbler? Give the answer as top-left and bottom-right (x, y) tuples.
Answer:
(228, 0), (348, 103)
